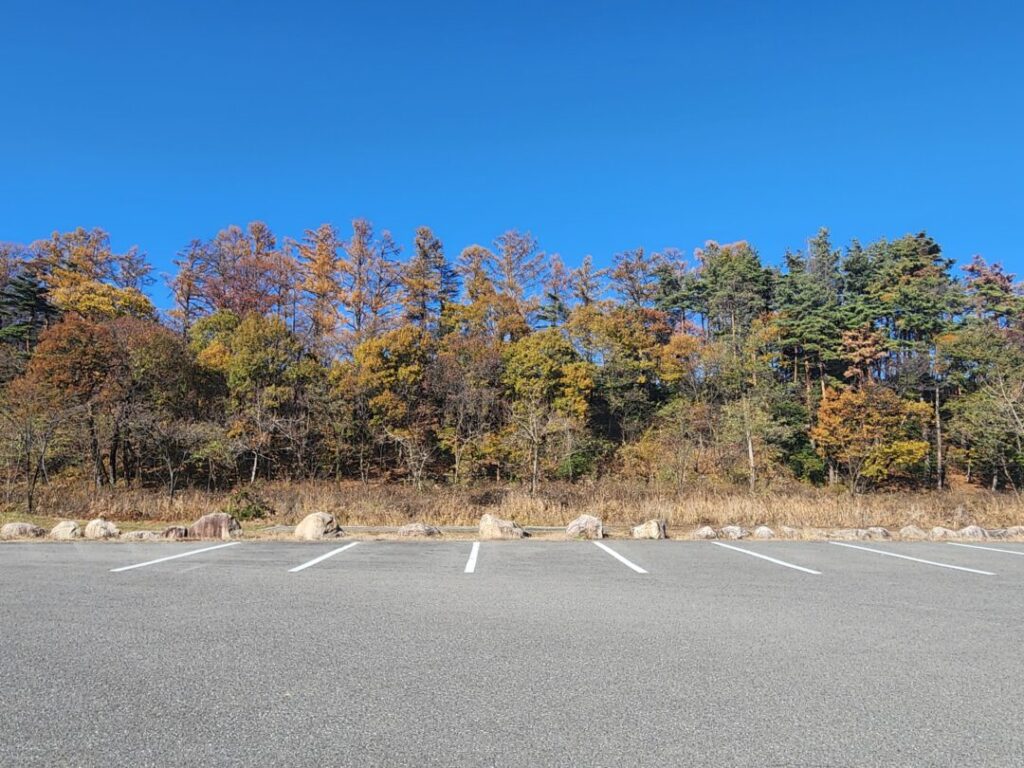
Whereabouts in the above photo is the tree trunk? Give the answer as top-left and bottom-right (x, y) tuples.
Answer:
(742, 396), (756, 492)
(934, 385), (943, 491)
(250, 451), (259, 484)
(87, 405), (104, 488)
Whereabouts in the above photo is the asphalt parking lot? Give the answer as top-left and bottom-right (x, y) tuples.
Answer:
(3, 539), (1024, 767)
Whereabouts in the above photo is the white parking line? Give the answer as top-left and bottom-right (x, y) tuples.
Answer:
(593, 541), (648, 574)
(464, 541), (480, 573)
(712, 542), (821, 575)
(829, 542), (995, 575)
(288, 542), (360, 573)
(110, 542), (240, 572)
(949, 542), (1024, 557)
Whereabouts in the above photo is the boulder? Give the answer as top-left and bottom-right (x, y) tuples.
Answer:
(397, 522), (442, 538)
(899, 525), (928, 540)
(752, 525), (774, 540)
(1006, 525), (1024, 538)
(50, 520), (82, 540)
(930, 526), (958, 540)
(121, 530), (160, 541)
(566, 514), (604, 539)
(294, 512), (343, 541)
(1, 522), (45, 540)
(479, 513), (527, 540)
(831, 528), (869, 540)
(718, 525), (749, 540)
(631, 519), (667, 539)
(865, 526), (891, 540)
(957, 525), (989, 540)
(987, 528), (1009, 539)
(692, 525), (718, 540)
(188, 512), (241, 540)
(779, 526), (798, 538)
(162, 525), (189, 540)
(84, 518), (120, 540)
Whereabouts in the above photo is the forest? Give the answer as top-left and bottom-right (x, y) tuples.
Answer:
(1, 222), (1022, 525)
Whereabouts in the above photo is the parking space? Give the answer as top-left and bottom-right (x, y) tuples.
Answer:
(4, 539), (1024, 766)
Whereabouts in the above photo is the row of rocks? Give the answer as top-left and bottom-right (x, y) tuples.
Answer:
(0, 512), (243, 542)
(6, 512), (1024, 543)
(687, 524), (1024, 540)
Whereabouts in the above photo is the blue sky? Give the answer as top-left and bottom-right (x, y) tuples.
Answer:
(2, 0), (1022, 308)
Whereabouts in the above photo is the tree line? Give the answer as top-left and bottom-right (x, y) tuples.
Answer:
(1, 222), (1022, 511)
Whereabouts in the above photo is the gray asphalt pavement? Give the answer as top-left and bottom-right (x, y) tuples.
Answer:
(2, 539), (1024, 767)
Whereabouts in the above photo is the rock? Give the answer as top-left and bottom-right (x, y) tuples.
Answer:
(718, 525), (749, 540)
(188, 512), (241, 540)
(779, 526), (798, 538)
(294, 512), (343, 540)
(566, 514), (604, 539)
(957, 525), (989, 540)
(479, 513), (528, 540)
(631, 519), (667, 539)
(162, 525), (189, 540)
(84, 518), (120, 540)
(865, 526), (891, 540)
(1, 522), (45, 540)
(752, 525), (774, 539)
(50, 520), (82, 540)
(831, 528), (869, 540)
(899, 525), (928, 540)
(692, 525), (718, 540)
(930, 526), (958, 540)
(987, 528), (1009, 539)
(121, 530), (160, 541)
(1006, 526), (1024, 538)
(397, 522), (442, 538)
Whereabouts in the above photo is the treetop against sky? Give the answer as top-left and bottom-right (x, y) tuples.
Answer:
(1, 0), (1021, 295)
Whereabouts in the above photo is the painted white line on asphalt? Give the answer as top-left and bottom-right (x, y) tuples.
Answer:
(593, 541), (648, 574)
(288, 542), (360, 573)
(829, 542), (995, 575)
(712, 542), (821, 575)
(464, 541), (480, 573)
(110, 542), (240, 573)
(949, 542), (1024, 557)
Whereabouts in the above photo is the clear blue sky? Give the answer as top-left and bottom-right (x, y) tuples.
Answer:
(2, 0), (1022, 308)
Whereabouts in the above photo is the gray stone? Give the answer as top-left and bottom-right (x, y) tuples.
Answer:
(397, 522), (442, 538)
(752, 525), (774, 539)
(865, 526), (891, 540)
(121, 530), (160, 541)
(50, 520), (82, 540)
(930, 526), (958, 540)
(162, 525), (189, 540)
(631, 519), (667, 539)
(779, 526), (798, 538)
(1, 522), (45, 540)
(84, 518), (120, 540)
(692, 525), (718, 540)
(987, 528), (1009, 539)
(898, 525), (928, 540)
(718, 525), (749, 540)
(479, 513), (527, 540)
(831, 528), (868, 540)
(189, 512), (241, 540)
(957, 525), (989, 540)
(1006, 526), (1024, 538)
(294, 512), (343, 540)
(566, 514), (604, 539)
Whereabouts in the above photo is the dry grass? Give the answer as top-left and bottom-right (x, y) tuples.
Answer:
(3, 478), (1024, 534)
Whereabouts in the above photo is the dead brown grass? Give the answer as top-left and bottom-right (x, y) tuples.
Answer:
(3, 479), (1024, 533)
